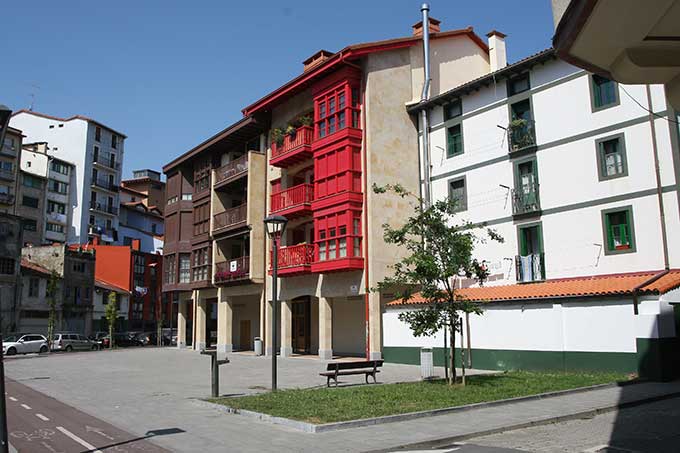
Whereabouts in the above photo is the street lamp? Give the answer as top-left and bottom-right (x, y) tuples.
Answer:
(264, 214), (288, 391)
(0, 104), (11, 453)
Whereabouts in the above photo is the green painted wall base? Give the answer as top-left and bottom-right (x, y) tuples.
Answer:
(636, 337), (680, 382)
(383, 346), (638, 374)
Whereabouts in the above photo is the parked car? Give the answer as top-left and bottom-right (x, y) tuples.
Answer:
(2, 334), (48, 355)
(135, 331), (171, 346)
(52, 333), (100, 352)
(102, 332), (142, 348)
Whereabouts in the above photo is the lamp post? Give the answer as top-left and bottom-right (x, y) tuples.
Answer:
(0, 103), (12, 453)
(264, 214), (288, 391)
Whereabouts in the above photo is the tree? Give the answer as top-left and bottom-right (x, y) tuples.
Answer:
(374, 184), (503, 385)
(46, 271), (60, 351)
(105, 292), (118, 349)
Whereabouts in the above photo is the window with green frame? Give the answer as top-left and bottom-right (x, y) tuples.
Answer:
(597, 135), (627, 180)
(444, 99), (462, 121)
(591, 75), (619, 110)
(446, 124), (463, 157)
(448, 177), (466, 212)
(602, 207), (635, 254)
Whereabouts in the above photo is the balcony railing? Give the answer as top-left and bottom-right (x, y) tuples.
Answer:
(47, 211), (68, 224)
(0, 168), (15, 181)
(91, 177), (118, 192)
(89, 200), (119, 215)
(0, 193), (14, 204)
(515, 252), (545, 283)
(214, 256), (250, 283)
(0, 144), (16, 156)
(271, 126), (314, 166)
(272, 244), (315, 269)
(92, 152), (121, 170)
(511, 182), (540, 216)
(214, 155), (248, 185)
(213, 204), (247, 231)
(270, 183), (314, 214)
(507, 119), (536, 153)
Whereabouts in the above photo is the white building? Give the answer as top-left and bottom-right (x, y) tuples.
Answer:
(45, 155), (76, 244)
(10, 110), (126, 244)
(387, 40), (680, 380)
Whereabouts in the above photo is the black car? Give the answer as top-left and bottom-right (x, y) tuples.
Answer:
(102, 332), (142, 348)
(135, 331), (171, 346)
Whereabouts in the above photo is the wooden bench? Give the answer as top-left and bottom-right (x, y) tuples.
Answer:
(320, 360), (383, 387)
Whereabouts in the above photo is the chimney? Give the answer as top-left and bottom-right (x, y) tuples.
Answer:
(131, 238), (141, 251)
(412, 16), (441, 36)
(486, 30), (507, 72)
(303, 50), (334, 72)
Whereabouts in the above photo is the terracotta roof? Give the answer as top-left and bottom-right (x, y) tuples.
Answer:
(20, 259), (52, 277)
(120, 185), (148, 197)
(95, 279), (130, 294)
(387, 270), (680, 306)
(12, 109), (127, 139)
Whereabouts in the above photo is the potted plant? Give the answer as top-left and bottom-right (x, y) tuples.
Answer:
(271, 128), (285, 147)
(509, 118), (531, 151)
(298, 115), (313, 127)
(285, 125), (297, 138)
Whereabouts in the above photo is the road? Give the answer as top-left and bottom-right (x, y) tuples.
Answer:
(6, 378), (171, 453)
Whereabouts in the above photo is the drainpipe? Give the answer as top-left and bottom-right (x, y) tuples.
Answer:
(646, 85), (670, 271)
(420, 3), (433, 207)
(632, 269), (670, 315)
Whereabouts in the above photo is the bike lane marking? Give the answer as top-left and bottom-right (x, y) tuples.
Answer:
(20, 403), (32, 410)
(36, 413), (50, 421)
(56, 426), (104, 453)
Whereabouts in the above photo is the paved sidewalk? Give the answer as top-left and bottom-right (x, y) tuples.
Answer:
(5, 348), (680, 452)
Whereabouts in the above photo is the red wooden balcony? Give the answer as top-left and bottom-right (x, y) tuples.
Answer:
(213, 204), (247, 234)
(270, 183), (313, 219)
(270, 244), (314, 277)
(214, 155), (248, 188)
(214, 256), (250, 284)
(270, 126), (313, 168)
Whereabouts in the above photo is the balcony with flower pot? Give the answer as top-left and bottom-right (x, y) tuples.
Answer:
(270, 183), (314, 219)
(270, 122), (314, 168)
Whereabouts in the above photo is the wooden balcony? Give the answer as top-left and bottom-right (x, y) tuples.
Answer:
(213, 204), (247, 235)
(270, 126), (314, 168)
(270, 244), (314, 277)
(270, 183), (313, 219)
(214, 256), (250, 284)
(214, 154), (248, 189)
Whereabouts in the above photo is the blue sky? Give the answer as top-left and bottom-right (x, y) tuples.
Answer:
(3, 1), (555, 179)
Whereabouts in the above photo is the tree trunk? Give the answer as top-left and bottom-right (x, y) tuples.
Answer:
(460, 322), (466, 386)
(449, 318), (456, 385)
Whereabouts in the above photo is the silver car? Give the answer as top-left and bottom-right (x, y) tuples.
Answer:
(52, 333), (100, 352)
(3, 334), (49, 356)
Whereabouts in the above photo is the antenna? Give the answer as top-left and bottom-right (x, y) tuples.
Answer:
(29, 83), (41, 111)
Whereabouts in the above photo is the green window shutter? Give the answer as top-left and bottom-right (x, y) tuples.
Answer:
(605, 214), (614, 250)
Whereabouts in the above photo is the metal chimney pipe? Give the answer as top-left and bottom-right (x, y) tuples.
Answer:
(420, 3), (433, 206)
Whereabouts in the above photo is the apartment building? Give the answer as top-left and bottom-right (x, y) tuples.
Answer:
(45, 155), (75, 244)
(22, 244), (96, 335)
(19, 259), (57, 333)
(0, 127), (22, 214)
(117, 169), (165, 253)
(387, 43), (680, 379)
(10, 110), (126, 244)
(0, 213), (23, 333)
(164, 17), (498, 358)
(122, 169), (166, 213)
(17, 143), (49, 245)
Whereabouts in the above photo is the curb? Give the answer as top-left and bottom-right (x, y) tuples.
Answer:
(198, 380), (649, 434)
(364, 389), (680, 452)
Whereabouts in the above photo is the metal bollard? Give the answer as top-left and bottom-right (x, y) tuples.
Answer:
(200, 349), (229, 397)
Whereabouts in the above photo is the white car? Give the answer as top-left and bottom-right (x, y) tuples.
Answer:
(3, 334), (49, 356)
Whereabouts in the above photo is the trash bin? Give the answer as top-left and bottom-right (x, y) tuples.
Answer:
(254, 337), (263, 356)
(420, 347), (434, 380)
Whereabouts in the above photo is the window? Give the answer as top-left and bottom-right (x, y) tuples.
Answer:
(50, 161), (69, 175)
(23, 174), (42, 189)
(111, 134), (118, 149)
(48, 179), (68, 194)
(1, 161), (13, 172)
(95, 126), (101, 142)
(22, 219), (37, 231)
(93, 145), (100, 162)
(316, 212), (362, 261)
(507, 73), (530, 97)
(448, 177), (467, 212)
(179, 254), (191, 283)
(73, 261), (85, 272)
(444, 99), (462, 121)
(28, 278), (39, 297)
(590, 74), (619, 111)
(181, 193), (192, 201)
(315, 82), (360, 139)
(22, 196), (39, 209)
(193, 202), (210, 236)
(151, 224), (157, 234)
(191, 246), (211, 282)
(46, 223), (64, 233)
(0, 184), (9, 195)
(164, 255), (176, 284)
(134, 255), (146, 288)
(446, 124), (463, 157)
(0, 258), (14, 275)
(602, 206), (636, 254)
(48, 200), (66, 215)
(167, 196), (178, 205)
(193, 159), (210, 193)
(596, 134), (628, 180)
(3, 137), (15, 151)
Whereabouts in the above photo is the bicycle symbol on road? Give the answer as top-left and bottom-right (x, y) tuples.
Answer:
(10, 428), (56, 441)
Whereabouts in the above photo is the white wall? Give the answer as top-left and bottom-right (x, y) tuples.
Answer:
(20, 149), (48, 177)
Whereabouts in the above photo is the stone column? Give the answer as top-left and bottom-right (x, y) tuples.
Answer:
(368, 292), (382, 360)
(177, 295), (187, 349)
(194, 292), (207, 351)
(318, 297), (333, 360)
(217, 290), (233, 356)
(280, 300), (292, 357)
(264, 296), (274, 356)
